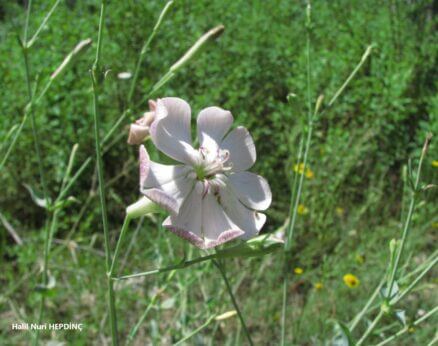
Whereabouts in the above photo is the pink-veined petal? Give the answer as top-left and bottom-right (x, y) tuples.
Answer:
(220, 126), (256, 172)
(149, 97), (198, 164)
(197, 107), (233, 152)
(228, 172), (272, 211)
(201, 193), (244, 248)
(139, 145), (195, 213)
(139, 145), (192, 189)
(219, 183), (266, 240)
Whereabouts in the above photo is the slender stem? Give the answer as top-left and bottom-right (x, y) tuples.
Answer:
(57, 108), (129, 201)
(109, 216), (131, 277)
(23, 0), (32, 42)
(280, 274), (288, 345)
(356, 136), (430, 346)
(114, 253), (217, 280)
(127, 271), (174, 344)
(214, 260), (254, 346)
(356, 310), (384, 346)
(26, 0), (62, 48)
(328, 45), (373, 107)
(391, 255), (438, 305)
(21, 4), (52, 344)
(91, 1), (118, 344)
(174, 315), (216, 346)
(0, 112), (28, 171)
(387, 136), (428, 298)
(350, 279), (385, 331)
(60, 144), (79, 193)
(23, 52), (49, 206)
(374, 306), (438, 346)
(281, 4), (313, 345)
(128, 1), (174, 103)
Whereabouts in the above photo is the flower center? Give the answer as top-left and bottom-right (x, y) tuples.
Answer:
(193, 146), (231, 180)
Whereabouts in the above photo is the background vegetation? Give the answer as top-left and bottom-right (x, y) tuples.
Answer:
(0, 0), (437, 344)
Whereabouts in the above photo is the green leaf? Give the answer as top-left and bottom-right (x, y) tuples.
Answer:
(215, 234), (284, 260)
(380, 281), (399, 300)
(394, 309), (406, 326)
(331, 320), (355, 346)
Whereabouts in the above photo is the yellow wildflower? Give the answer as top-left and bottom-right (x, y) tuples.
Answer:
(297, 204), (309, 215)
(314, 282), (323, 290)
(335, 207), (345, 217)
(293, 163), (305, 174)
(432, 160), (438, 168)
(408, 327), (415, 333)
(343, 274), (360, 288)
(305, 168), (314, 179)
(293, 163), (314, 179)
(294, 267), (304, 275)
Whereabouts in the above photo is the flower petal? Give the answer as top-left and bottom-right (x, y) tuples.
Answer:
(139, 145), (192, 189)
(201, 193), (244, 248)
(197, 106), (233, 151)
(163, 187), (205, 247)
(219, 183), (266, 240)
(139, 145), (195, 213)
(149, 97), (197, 164)
(220, 126), (256, 172)
(228, 172), (272, 211)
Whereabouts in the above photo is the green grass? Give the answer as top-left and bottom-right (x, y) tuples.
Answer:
(0, 0), (437, 344)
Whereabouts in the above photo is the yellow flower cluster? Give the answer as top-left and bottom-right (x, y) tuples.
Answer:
(343, 273), (360, 288)
(314, 282), (323, 290)
(432, 160), (438, 168)
(294, 267), (304, 275)
(293, 163), (314, 179)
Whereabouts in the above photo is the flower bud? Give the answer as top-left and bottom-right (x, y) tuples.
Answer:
(170, 25), (225, 73)
(51, 38), (92, 79)
(126, 196), (161, 218)
(127, 100), (157, 145)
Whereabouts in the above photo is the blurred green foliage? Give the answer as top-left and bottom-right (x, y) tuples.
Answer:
(0, 0), (436, 344)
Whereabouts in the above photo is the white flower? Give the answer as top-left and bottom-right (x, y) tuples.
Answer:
(139, 97), (272, 249)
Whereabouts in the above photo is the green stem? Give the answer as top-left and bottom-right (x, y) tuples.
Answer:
(23, 0), (32, 42)
(386, 136), (428, 298)
(23, 51), (49, 207)
(127, 271), (175, 344)
(109, 216), (131, 277)
(91, 1), (118, 344)
(356, 310), (384, 346)
(26, 0), (62, 48)
(328, 45), (373, 107)
(128, 1), (174, 104)
(374, 306), (438, 346)
(22, 6), (51, 343)
(391, 255), (438, 305)
(174, 315), (216, 346)
(114, 253), (217, 280)
(0, 112), (28, 171)
(214, 260), (254, 346)
(350, 278), (385, 331)
(281, 4), (313, 345)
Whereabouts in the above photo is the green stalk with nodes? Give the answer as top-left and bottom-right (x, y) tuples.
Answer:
(356, 134), (432, 346)
(280, 2), (375, 344)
